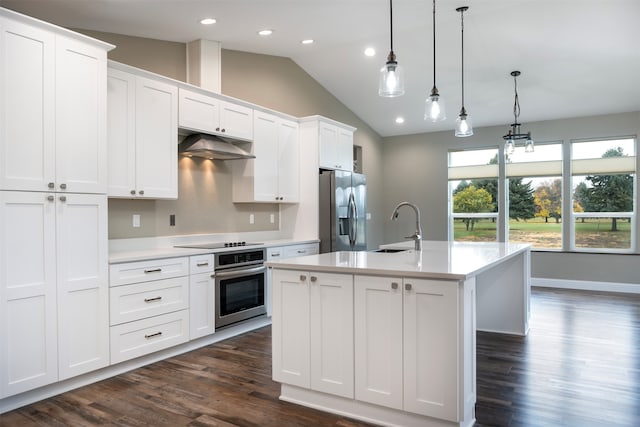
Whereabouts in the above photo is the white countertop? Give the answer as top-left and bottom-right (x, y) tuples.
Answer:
(266, 240), (531, 280)
(109, 238), (319, 264)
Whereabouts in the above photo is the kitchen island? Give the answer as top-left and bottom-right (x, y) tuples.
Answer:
(267, 240), (531, 427)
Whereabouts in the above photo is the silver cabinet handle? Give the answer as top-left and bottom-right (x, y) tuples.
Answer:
(138, 190), (145, 195)
(215, 127), (220, 131)
(144, 268), (162, 273)
(221, 128), (226, 133)
(196, 262), (209, 267)
(405, 283), (412, 291)
(310, 276), (317, 282)
(300, 275), (307, 281)
(48, 182), (55, 189)
(391, 282), (398, 290)
(271, 253), (280, 257)
(297, 250), (306, 254)
(144, 296), (162, 303)
(130, 190), (136, 195)
(47, 195), (55, 202)
(144, 331), (162, 339)
(59, 196), (67, 202)
(60, 183), (67, 190)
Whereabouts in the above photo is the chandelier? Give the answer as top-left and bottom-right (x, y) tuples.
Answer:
(503, 71), (533, 154)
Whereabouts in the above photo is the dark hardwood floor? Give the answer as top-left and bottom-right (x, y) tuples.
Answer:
(2, 287), (640, 426)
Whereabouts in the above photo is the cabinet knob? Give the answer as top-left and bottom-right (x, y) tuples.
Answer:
(130, 190), (136, 195)
(47, 195), (55, 202)
(48, 182), (55, 189)
(300, 275), (307, 281)
(405, 283), (412, 291)
(310, 276), (317, 282)
(216, 127), (220, 131)
(391, 282), (398, 290)
(221, 128), (226, 133)
(59, 183), (67, 190)
(138, 190), (145, 195)
(59, 196), (67, 202)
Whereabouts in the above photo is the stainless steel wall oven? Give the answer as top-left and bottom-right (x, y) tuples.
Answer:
(214, 248), (266, 328)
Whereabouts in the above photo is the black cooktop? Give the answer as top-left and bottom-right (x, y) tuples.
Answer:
(174, 241), (263, 250)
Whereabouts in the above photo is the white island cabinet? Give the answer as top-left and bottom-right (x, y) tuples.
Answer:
(268, 241), (530, 427)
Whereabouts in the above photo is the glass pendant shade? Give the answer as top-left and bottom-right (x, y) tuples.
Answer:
(525, 137), (534, 153)
(425, 89), (446, 122)
(455, 109), (473, 137)
(506, 139), (515, 155)
(379, 58), (405, 97)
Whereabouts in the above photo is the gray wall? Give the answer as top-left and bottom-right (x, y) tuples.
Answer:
(79, 30), (384, 247)
(381, 111), (640, 285)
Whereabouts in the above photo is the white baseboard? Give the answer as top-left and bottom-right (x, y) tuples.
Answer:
(532, 277), (640, 294)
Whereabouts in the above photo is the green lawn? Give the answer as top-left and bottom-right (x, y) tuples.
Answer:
(454, 218), (631, 249)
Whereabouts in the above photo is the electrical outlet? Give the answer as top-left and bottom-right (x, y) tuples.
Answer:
(169, 214), (175, 226)
(132, 214), (141, 228)
(249, 214), (255, 224)
(366, 212), (372, 220)
(270, 214), (275, 224)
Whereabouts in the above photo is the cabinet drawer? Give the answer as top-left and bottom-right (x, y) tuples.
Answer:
(267, 246), (284, 260)
(284, 243), (319, 258)
(110, 309), (189, 364)
(109, 276), (189, 325)
(190, 254), (214, 274)
(109, 257), (189, 287)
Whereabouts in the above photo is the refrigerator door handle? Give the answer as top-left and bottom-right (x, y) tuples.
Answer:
(348, 192), (357, 247)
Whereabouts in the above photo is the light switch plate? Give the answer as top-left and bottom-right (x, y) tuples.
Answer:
(249, 214), (255, 224)
(132, 214), (141, 227)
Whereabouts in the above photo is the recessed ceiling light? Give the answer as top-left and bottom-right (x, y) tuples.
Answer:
(258, 29), (273, 36)
(301, 39), (314, 45)
(395, 117), (405, 124)
(200, 18), (216, 25)
(364, 47), (376, 57)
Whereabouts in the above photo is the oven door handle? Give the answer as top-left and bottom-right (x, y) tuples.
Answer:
(215, 265), (266, 279)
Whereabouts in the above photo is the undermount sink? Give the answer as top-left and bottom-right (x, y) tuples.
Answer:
(373, 248), (408, 253)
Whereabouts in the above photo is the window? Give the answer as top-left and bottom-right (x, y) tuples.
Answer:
(506, 143), (563, 250)
(447, 136), (637, 253)
(448, 148), (499, 242)
(571, 138), (636, 251)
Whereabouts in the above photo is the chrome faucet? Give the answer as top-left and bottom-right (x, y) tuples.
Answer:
(390, 202), (423, 251)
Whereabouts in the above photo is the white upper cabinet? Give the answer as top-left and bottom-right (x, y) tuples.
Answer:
(178, 88), (253, 141)
(0, 16), (109, 194)
(232, 111), (299, 203)
(318, 121), (354, 171)
(108, 65), (178, 199)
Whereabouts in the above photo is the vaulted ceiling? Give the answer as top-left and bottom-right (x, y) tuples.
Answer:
(2, 0), (639, 137)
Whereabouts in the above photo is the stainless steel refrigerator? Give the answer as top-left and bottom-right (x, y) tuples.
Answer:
(319, 169), (366, 253)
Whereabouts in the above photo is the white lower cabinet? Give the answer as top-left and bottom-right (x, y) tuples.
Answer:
(109, 257), (190, 364)
(266, 243), (318, 317)
(188, 254), (215, 339)
(354, 275), (461, 421)
(272, 269), (353, 398)
(0, 191), (109, 397)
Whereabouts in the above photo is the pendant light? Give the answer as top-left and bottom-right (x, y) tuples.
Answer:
(503, 71), (534, 155)
(454, 6), (473, 137)
(424, 0), (445, 122)
(379, 0), (405, 97)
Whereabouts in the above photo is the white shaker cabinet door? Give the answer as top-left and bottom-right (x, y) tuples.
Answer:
(219, 101), (253, 141)
(403, 278), (459, 420)
(271, 269), (310, 388)
(55, 35), (108, 194)
(0, 191), (58, 398)
(277, 119), (299, 202)
(135, 76), (178, 199)
(107, 68), (136, 197)
(178, 88), (220, 134)
(189, 271), (215, 339)
(56, 193), (109, 380)
(309, 272), (353, 398)
(252, 111), (279, 201)
(0, 18), (55, 192)
(354, 275), (403, 409)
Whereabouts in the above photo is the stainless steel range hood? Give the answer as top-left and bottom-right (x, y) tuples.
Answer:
(178, 133), (255, 160)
